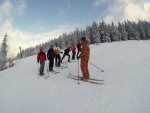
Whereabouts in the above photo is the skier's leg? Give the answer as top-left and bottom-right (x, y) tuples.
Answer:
(40, 62), (45, 75)
(51, 58), (54, 70)
(49, 60), (51, 70)
(81, 60), (89, 79)
(61, 54), (65, 62)
(74, 51), (76, 59)
(55, 55), (58, 66)
(77, 50), (79, 57)
(40, 62), (42, 75)
(68, 54), (70, 62)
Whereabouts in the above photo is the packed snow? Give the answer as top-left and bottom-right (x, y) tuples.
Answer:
(0, 40), (150, 113)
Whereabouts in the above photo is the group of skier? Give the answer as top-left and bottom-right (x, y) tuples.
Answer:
(37, 37), (90, 80)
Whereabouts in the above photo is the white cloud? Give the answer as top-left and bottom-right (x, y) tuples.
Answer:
(0, 0), (26, 21)
(0, 20), (75, 56)
(104, 15), (114, 24)
(95, 0), (150, 23)
(0, 0), (77, 56)
(122, 0), (150, 21)
(0, 0), (13, 22)
(15, 0), (26, 15)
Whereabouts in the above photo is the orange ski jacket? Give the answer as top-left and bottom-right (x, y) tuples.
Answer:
(80, 40), (90, 61)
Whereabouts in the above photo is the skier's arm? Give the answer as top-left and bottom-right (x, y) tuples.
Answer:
(80, 44), (86, 57)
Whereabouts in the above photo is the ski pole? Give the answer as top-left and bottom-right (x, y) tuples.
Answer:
(78, 59), (80, 84)
(88, 62), (104, 72)
(38, 62), (40, 79)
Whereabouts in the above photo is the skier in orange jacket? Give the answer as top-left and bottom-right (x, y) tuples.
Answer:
(78, 37), (90, 80)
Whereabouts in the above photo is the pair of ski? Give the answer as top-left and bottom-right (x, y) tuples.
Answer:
(68, 74), (104, 85)
(39, 70), (60, 79)
(38, 74), (49, 79)
(55, 65), (68, 69)
(48, 70), (60, 74)
(62, 60), (78, 65)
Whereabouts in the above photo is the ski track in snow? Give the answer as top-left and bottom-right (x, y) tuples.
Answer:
(0, 41), (150, 113)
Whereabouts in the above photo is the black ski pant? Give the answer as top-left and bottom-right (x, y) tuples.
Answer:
(72, 51), (76, 60)
(40, 61), (45, 75)
(61, 54), (70, 62)
(49, 58), (54, 70)
(55, 54), (61, 66)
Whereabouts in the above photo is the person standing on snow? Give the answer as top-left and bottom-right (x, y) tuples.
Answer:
(54, 44), (61, 67)
(71, 44), (76, 60)
(47, 45), (55, 71)
(61, 46), (71, 62)
(37, 47), (46, 75)
(77, 37), (90, 80)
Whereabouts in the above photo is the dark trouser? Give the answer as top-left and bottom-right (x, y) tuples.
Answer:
(40, 62), (45, 75)
(49, 58), (54, 70)
(72, 51), (76, 60)
(77, 49), (81, 57)
(55, 54), (61, 66)
(61, 54), (70, 62)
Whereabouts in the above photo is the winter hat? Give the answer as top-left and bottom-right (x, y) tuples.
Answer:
(81, 37), (86, 41)
(40, 47), (43, 51)
(50, 45), (53, 49)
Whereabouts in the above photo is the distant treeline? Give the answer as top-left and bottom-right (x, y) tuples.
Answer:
(16, 19), (150, 59)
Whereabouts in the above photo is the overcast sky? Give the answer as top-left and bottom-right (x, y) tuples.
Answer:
(0, 0), (150, 56)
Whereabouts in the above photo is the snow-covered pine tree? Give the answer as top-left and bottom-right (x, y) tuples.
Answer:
(67, 33), (73, 46)
(118, 22), (128, 41)
(61, 33), (67, 49)
(62, 33), (68, 47)
(110, 22), (120, 41)
(0, 34), (8, 71)
(92, 21), (101, 44)
(85, 26), (91, 43)
(80, 29), (85, 37)
(57, 35), (62, 49)
(121, 23), (128, 41)
(74, 28), (82, 44)
(72, 31), (78, 46)
(99, 21), (111, 43)
(64, 33), (71, 47)
(125, 21), (136, 40)
(143, 21), (150, 40)
(132, 22), (140, 40)
(138, 20), (146, 40)
(73, 30), (79, 45)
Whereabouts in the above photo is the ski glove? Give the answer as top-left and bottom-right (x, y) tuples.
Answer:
(77, 56), (80, 60)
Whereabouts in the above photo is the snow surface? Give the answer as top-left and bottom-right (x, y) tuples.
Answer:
(0, 40), (150, 113)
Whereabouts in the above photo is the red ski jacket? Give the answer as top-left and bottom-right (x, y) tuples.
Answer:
(71, 45), (76, 52)
(37, 51), (46, 62)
